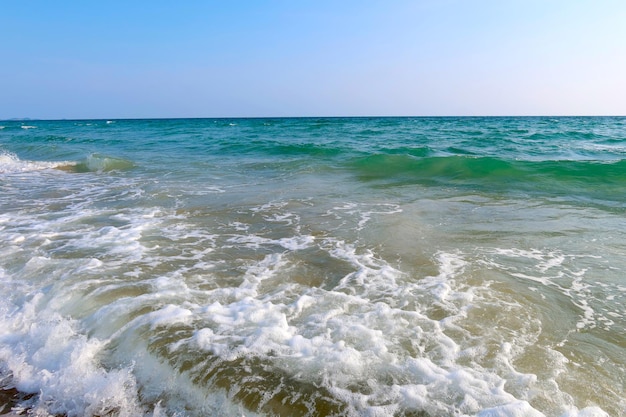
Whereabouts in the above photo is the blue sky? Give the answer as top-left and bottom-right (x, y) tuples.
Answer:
(2, 1), (625, 119)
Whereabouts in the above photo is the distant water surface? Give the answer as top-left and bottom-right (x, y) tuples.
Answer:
(0, 117), (624, 416)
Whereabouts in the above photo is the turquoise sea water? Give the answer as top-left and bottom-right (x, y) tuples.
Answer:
(0, 117), (624, 416)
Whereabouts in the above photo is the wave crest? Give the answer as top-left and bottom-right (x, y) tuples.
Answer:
(74, 154), (135, 173)
(0, 151), (71, 174)
(0, 151), (134, 174)
(349, 154), (626, 200)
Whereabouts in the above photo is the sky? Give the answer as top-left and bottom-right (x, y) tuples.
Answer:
(2, 0), (626, 119)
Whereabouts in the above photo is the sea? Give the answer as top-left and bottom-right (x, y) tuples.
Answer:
(0, 117), (624, 417)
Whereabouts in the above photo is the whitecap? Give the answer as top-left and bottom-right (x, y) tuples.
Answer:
(0, 151), (73, 174)
(0, 307), (152, 416)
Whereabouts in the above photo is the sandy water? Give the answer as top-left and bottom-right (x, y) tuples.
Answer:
(0, 117), (624, 416)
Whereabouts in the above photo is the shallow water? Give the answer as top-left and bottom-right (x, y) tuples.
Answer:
(0, 117), (624, 416)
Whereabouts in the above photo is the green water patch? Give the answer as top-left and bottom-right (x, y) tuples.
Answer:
(349, 154), (626, 201)
(72, 154), (135, 173)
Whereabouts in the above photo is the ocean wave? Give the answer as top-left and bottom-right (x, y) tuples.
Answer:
(74, 154), (135, 173)
(349, 154), (626, 197)
(0, 151), (134, 174)
(1, 117), (623, 417)
(0, 151), (73, 174)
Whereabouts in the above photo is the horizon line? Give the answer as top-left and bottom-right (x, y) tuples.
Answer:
(3, 115), (626, 122)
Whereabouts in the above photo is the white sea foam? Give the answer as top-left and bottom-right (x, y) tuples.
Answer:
(143, 247), (551, 416)
(0, 151), (72, 174)
(485, 247), (622, 333)
(0, 297), (149, 416)
(227, 234), (314, 251)
(327, 202), (403, 230)
(0, 296), (252, 417)
(0, 200), (248, 415)
(579, 142), (626, 154)
(0, 217), (619, 417)
(1, 117), (624, 416)
(0, 173), (621, 416)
